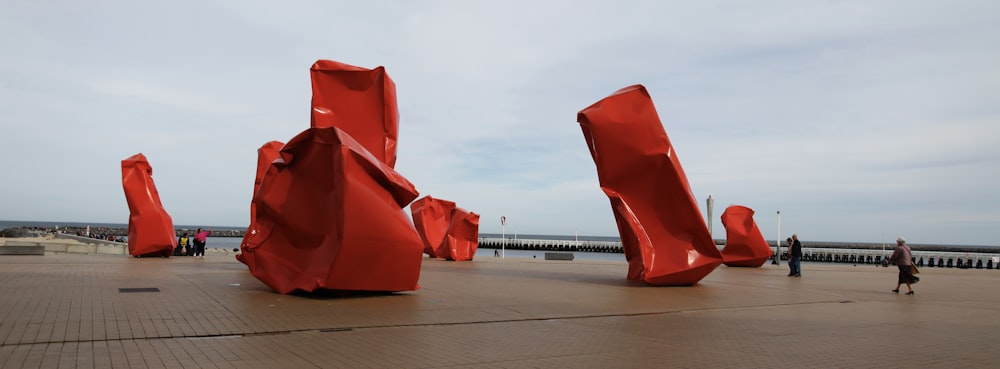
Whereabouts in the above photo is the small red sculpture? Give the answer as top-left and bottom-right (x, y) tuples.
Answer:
(720, 205), (773, 267)
(410, 196), (455, 258)
(442, 208), (480, 261)
(410, 196), (480, 261)
(310, 60), (399, 168)
(240, 127), (423, 294)
(577, 85), (722, 285)
(121, 153), (176, 257)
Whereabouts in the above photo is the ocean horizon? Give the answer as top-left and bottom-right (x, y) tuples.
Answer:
(3, 219), (998, 250)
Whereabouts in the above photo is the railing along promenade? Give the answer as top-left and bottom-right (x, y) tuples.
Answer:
(478, 237), (1000, 269)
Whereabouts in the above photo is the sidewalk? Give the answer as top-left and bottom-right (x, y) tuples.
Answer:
(0, 253), (997, 368)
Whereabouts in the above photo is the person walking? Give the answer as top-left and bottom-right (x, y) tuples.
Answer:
(193, 228), (212, 259)
(789, 234), (802, 277)
(888, 236), (917, 295)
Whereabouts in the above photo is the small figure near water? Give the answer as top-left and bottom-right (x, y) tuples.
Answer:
(888, 236), (918, 295)
(785, 237), (794, 276)
(193, 228), (212, 259)
(175, 233), (191, 256)
(788, 234), (802, 277)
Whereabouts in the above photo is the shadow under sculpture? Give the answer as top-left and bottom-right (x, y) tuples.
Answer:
(121, 153), (177, 257)
(240, 127), (424, 294)
(577, 85), (723, 285)
(720, 205), (773, 267)
(410, 195), (481, 261)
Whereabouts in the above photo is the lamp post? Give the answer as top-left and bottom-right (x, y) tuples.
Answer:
(706, 195), (714, 240)
(501, 216), (506, 259)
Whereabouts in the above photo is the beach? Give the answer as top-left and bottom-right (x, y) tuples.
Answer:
(1, 244), (998, 368)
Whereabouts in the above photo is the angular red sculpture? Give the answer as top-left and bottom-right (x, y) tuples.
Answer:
(240, 127), (423, 294)
(238, 140), (284, 265)
(442, 208), (480, 261)
(250, 141), (285, 223)
(121, 153), (176, 257)
(720, 205), (773, 267)
(410, 196), (480, 261)
(577, 85), (722, 285)
(310, 60), (399, 168)
(410, 196), (456, 258)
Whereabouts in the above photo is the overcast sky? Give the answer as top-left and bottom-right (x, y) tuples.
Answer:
(1, 1), (998, 246)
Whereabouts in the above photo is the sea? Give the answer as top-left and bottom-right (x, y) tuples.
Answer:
(0, 220), (626, 261)
(4, 219), (996, 257)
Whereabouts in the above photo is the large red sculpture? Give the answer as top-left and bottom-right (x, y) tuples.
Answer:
(238, 140), (284, 265)
(121, 153), (176, 257)
(720, 205), (773, 267)
(240, 127), (423, 294)
(410, 196), (480, 261)
(577, 85), (722, 285)
(310, 60), (399, 168)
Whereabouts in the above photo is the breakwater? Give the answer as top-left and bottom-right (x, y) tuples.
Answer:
(478, 237), (1000, 270)
(4, 225), (998, 269)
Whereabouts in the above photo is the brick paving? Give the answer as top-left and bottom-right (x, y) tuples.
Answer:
(0, 252), (998, 368)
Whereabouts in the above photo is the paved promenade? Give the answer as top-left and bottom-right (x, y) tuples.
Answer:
(0, 251), (997, 368)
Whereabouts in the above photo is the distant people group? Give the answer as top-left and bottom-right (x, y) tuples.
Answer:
(782, 233), (921, 295)
(172, 228), (212, 258)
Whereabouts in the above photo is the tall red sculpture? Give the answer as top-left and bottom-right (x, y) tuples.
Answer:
(121, 153), (176, 257)
(410, 196), (480, 261)
(238, 140), (284, 265)
(310, 60), (399, 168)
(720, 205), (773, 267)
(240, 127), (424, 294)
(577, 85), (722, 285)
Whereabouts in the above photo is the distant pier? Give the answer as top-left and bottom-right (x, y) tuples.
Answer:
(479, 237), (1000, 270)
(4, 226), (997, 269)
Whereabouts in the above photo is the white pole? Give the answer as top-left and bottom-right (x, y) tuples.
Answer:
(776, 211), (781, 266)
(501, 216), (506, 259)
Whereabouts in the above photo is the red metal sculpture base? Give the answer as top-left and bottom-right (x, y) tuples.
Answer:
(410, 196), (480, 261)
(720, 205), (773, 267)
(121, 153), (176, 257)
(577, 85), (722, 285)
(240, 127), (423, 294)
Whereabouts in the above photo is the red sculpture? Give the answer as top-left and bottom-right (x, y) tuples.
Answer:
(240, 127), (423, 294)
(442, 208), (480, 261)
(720, 205), (773, 267)
(410, 196), (455, 257)
(410, 196), (480, 261)
(310, 60), (399, 168)
(577, 85), (722, 285)
(121, 153), (176, 257)
(238, 140), (284, 265)
(250, 141), (285, 223)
